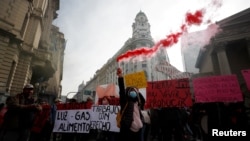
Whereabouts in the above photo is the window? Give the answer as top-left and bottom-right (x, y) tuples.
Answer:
(142, 63), (147, 68)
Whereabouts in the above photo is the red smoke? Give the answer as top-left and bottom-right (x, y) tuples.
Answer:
(185, 9), (204, 26)
(117, 1), (222, 62)
(117, 10), (203, 62)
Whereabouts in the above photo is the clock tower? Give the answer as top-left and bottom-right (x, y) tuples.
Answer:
(132, 11), (153, 40)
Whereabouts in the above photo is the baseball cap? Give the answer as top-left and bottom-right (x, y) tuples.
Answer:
(55, 98), (62, 102)
(24, 84), (34, 89)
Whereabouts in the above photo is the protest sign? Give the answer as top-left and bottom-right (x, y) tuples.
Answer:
(124, 71), (147, 88)
(53, 109), (91, 133)
(193, 74), (243, 103)
(90, 105), (120, 132)
(146, 78), (192, 108)
(95, 83), (119, 104)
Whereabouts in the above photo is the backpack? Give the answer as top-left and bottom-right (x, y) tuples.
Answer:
(116, 103), (128, 128)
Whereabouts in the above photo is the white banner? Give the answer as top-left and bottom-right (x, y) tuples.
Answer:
(53, 105), (121, 133)
(53, 109), (91, 133)
(90, 105), (120, 132)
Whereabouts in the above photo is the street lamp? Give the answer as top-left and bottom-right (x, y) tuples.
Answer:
(34, 82), (49, 98)
(34, 82), (40, 99)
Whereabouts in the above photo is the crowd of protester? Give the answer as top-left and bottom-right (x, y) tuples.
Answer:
(0, 80), (249, 141)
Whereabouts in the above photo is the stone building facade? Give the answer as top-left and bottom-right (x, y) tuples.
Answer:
(196, 8), (250, 85)
(0, 0), (65, 102)
(195, 8), (250, 123)
(79, 11), (170, 101)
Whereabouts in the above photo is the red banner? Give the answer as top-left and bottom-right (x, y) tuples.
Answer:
(193, 74), (243, 103)
(57, 102), (92, 110)
(145, 79), (193, 109)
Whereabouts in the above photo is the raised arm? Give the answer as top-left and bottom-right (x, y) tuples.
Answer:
(117, 68), (126, 109)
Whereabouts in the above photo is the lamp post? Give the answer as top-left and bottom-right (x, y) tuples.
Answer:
(34, 82), (40, 100)
(34, 82), (49, 98)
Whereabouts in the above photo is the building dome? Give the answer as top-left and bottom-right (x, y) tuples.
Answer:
(135, 11), (148, 22)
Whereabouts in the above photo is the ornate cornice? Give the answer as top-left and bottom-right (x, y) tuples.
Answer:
(215, 25), (250, 42)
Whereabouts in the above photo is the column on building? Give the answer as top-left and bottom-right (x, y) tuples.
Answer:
(246, 38), (250, 57)
(215, 42), (231, 75)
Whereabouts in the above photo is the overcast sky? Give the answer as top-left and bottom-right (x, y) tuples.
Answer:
(53, 0), (250, 97)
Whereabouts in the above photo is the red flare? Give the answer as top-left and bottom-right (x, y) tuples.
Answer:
(117, 8), (210, 62)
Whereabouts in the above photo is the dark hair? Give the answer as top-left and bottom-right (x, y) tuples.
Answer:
(69, 98), (77, 103)
(125, 87), (138, 97)
(102, 96), (111, 102)
(125, 86), (143, 104)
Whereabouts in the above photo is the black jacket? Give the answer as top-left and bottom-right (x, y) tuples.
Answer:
(118, 77), (145, 128)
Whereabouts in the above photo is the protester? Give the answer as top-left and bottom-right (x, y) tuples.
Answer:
(71, 97), (96, 141)
(241, 83), (250, 140)
(102, 96), (111, 105)
(61, 98), (78, 141)
(86, 96), (94, 108)
(1, 84), (42, 141)
(0, 102), (7, 131)
(141, 109), (150, 141)
(97, 96), (118, 141)
(159, 107), (185, 141)
(51, 98), (63, 141)
(17, 84), (42, 141)
(149, 108), (161, 141)
(187, 103), (207, 140)
(39, 99), (52, 141)
(117, 68), (145, 141)
(0, 96), (21, 141)
(29, 98), (51, 141)
(85, 96), (98, 141)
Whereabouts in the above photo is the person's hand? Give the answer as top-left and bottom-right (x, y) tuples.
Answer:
(117, 68), (123, 77)
(35, 104), (42, 111)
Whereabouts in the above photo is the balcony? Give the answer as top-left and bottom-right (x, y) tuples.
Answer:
(31, 48), (56, 83)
